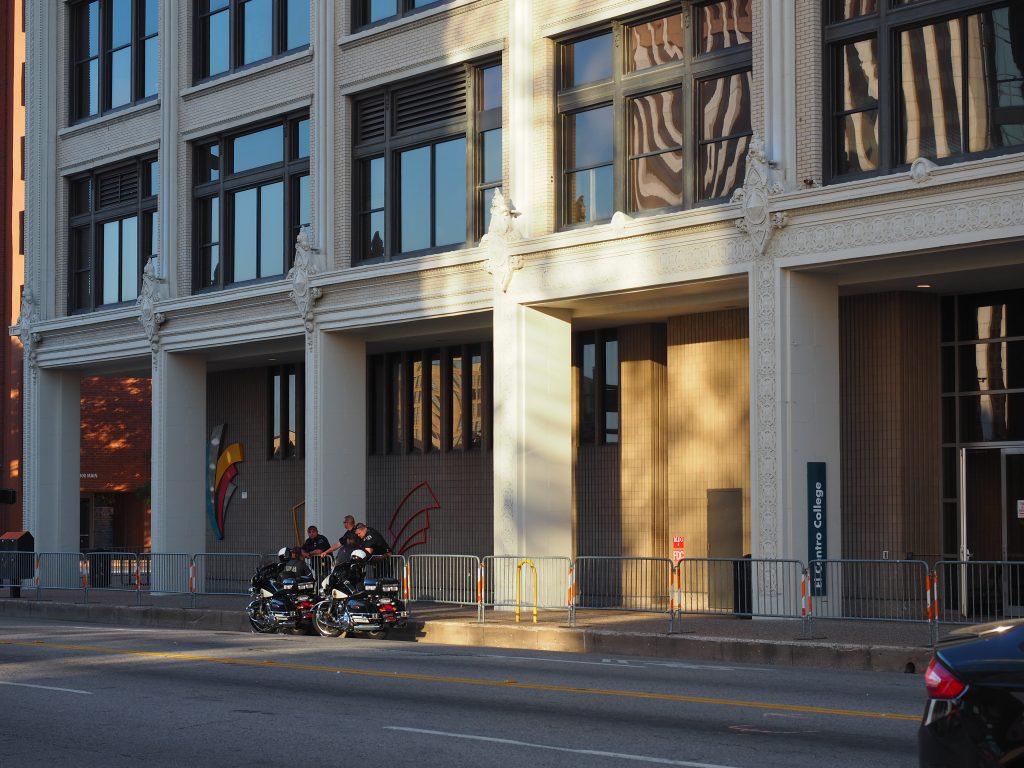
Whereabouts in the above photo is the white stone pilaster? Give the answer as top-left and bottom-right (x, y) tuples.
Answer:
(507, 0), (533, 233)
(313, 0), (335, 262)
(761, 0), (796, 189)
(28, 369), (80, 552)
(305, 330), (365, 540)
(159, 0), (179, 294)
(492, 298), (573, 558)
(24, 0), (57, 317)
(151, 351), (207, 554)
(778, 271), (841, 564)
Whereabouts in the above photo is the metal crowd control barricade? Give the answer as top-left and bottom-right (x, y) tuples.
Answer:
(0, 551), (35, 596)
(366, 554), (406, 583)
(307, 554), (334, 591)
(147, 553), (193, 603)
(674, 557), (804, 620)
(191, 553), (269, 604)
(935, 560), (1024, 627)
(82, 552), (144, 603)
(406, 554), (482, 619)
(481, 556), (572, 624)
(573, 556), (675, 631)
(35, 552), (86, 598)
(806, 559), (931, 632)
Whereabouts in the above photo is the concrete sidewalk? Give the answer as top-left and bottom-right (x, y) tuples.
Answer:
(0, 591), (938, 673)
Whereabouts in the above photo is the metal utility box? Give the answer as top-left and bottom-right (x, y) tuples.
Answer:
(0, 531), (34, 597)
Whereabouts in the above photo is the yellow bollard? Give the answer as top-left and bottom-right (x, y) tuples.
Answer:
(515, 559), (538, 624)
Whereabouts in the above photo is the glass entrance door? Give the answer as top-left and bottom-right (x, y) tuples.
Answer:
(957, 446), (1024, 618)
(1002, 449), (1024, 615)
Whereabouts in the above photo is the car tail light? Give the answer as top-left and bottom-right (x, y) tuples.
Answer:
(925, 658), (966, 700)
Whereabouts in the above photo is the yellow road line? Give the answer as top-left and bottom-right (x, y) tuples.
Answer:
(0, 638), (919, 722)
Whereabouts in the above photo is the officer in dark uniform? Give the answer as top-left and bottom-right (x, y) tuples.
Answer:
(301, 526), (331, 556)
(321, 516), (361, 560)
(354, 523), (391, 557)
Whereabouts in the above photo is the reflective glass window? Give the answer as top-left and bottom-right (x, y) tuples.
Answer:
(629, 89), (684, 211)
(564, 105), (614, 225)
(232, 125), (284, 172)
(629, 13), (685, 71)
(698, 70), (753, 200)
(563, 34), (613, 88)
(696, 0), (752, 54)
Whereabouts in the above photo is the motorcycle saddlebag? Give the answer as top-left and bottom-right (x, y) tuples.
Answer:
(363, 578), (401, 595)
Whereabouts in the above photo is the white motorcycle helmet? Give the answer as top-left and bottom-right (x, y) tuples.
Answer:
(277, 547), (290, 562)
(350, 550), (368, 562)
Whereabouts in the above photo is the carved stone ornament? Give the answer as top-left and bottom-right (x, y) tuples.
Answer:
(909, 156), (938, 184)
(482, 190), (524, 293)
(11, 288), (41, 369)
(137, 256), (167, 354)
(287, 225), (324, 337)
(610, 211), (633, 236)
(732, 136), (787, 257)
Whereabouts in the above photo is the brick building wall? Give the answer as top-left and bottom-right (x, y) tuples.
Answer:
(366, 452), (493, 558)
(206, 367), (305, 553)
(667, 309), (751, 559)
(575, 311), (750, 561)
(839, 293), (942, 561)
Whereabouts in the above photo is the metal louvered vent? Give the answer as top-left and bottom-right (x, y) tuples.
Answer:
(356, 96), (386, 144)
(97, 168), (138, 209)
(393, 70), (466, 134)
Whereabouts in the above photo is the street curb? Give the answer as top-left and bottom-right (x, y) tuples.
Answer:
(0, 599), (931, 673)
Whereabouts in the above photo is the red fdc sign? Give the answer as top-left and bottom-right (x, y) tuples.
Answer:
(672, 536), (685, 563)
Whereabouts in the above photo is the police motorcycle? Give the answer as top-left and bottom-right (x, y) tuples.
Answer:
(312, 550), (409, 639)
(246, 547), (320, 634)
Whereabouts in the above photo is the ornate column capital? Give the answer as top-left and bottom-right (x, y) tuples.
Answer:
(137, 257), (168, 357)
(287, 226), (325, 345)
(733, 136), (787, 257)
(482, 191), (524, 293)
(11, 288), (42, 371)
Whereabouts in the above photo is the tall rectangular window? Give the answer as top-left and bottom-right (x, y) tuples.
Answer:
(193, 113), (310, 291)
(193, 0), (310, 82)
(68, 155), (158, 313)
(558, 2), (752, 226)
(368, 344), (492, 455)
(269, 364), (303, 459)
(353, 0), (451, 31)
(70, 0), (159, 122)
(576, 329), (620, 446)
(352, 61), (502, 262)
(824, 0), (1024, 181)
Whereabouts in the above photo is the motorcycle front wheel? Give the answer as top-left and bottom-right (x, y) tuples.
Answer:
(314, 607), (343, 638)
(247, 599), (277, 634)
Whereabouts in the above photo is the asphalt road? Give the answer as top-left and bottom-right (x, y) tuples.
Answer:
(0, 618), (924, 768)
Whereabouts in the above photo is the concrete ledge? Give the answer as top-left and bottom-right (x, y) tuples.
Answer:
(0, 600), (932, 673)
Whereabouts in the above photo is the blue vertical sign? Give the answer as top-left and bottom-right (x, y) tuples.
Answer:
(807, 462), (827, 596)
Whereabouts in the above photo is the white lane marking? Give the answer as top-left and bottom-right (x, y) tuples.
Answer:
(0, 681), (92, 695)
(384, 726), (744, 768)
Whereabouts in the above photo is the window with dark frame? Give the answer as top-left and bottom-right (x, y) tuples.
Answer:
(194, 0), (310, 83)
(68, 155), (158, 313)
(192, 113), (310, 291)
(368, 344), (492, 455)
(825, 0), (1024, 182)
(353, 0), (451, 32)
(557, 2), (752, 228)
(269, 364), (304, 460)
(69, 0), (159, 123)
(576, 329), (620, 445)
(352, 61), (503, 263)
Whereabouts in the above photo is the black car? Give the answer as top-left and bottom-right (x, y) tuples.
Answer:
(919, 619), (1024, 767)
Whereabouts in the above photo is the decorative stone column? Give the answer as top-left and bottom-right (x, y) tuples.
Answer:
(304, 329), (365, 542)
(486, 194), (573, 564)
(150, 351), (207, 555)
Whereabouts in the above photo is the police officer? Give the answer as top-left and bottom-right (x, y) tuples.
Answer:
(321, 515), (361, 560)
(301, 526), (331, 557)
(354, 523), (391, 557)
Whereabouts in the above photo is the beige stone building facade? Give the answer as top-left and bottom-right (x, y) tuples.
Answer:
(18, 0), (1024, 595)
